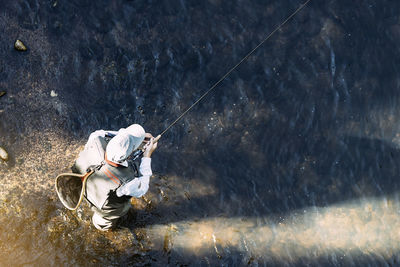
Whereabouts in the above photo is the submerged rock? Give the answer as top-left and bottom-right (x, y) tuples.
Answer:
(0, 147), (8, 161)
(137, 105), (144, 115)
(14, 40), (27, 51)
(50, 90), (58, 97)
(0, 91), (5, 97)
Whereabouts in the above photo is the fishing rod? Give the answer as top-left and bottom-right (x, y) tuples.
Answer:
(132, 0), (311, 159)
(158, 0), (312, 137)
(56, 0), (312, 212)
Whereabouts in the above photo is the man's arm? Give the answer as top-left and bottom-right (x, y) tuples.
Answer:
(116, 157), (152, 197)
(116, 136), (158, 198)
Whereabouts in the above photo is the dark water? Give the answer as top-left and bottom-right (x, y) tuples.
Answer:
(1, 0), (400, 266)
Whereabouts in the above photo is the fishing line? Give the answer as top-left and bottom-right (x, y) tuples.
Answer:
(159, 0), (312, 137)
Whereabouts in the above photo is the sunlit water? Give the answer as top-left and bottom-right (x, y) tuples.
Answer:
(1, 0), (400, 266)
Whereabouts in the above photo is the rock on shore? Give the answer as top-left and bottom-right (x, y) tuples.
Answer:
(0, 146), (8, 161)
(14, 40), (27, 51)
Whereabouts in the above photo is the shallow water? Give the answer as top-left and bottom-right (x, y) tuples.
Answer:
(1, 0), (400, 266)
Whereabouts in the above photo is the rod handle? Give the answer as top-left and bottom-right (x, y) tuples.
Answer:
(153, 134), (162, 143)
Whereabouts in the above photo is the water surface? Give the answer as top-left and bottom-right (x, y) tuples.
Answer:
(1, 0), (400, 266)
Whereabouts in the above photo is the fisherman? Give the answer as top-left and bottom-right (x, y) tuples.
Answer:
(72, 124), (158, 231)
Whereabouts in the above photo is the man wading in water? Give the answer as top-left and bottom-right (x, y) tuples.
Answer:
(72, 124), (158, 231)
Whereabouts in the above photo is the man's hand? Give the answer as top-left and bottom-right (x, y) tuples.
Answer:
(143, 134), (160, 158)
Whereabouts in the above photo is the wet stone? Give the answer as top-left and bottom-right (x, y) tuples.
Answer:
(14, 40), (27, 51)
(0, 147), (8, 161)
(137, 106), (144, 115)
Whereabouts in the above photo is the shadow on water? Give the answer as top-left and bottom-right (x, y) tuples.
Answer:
(109, 135), (400, 265)
(142, 136), (400, 223)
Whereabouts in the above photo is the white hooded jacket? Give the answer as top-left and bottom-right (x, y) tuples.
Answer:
(75, 126), (152, 200)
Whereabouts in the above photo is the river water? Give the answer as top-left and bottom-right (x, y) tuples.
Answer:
(1, 0), (400, 266)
